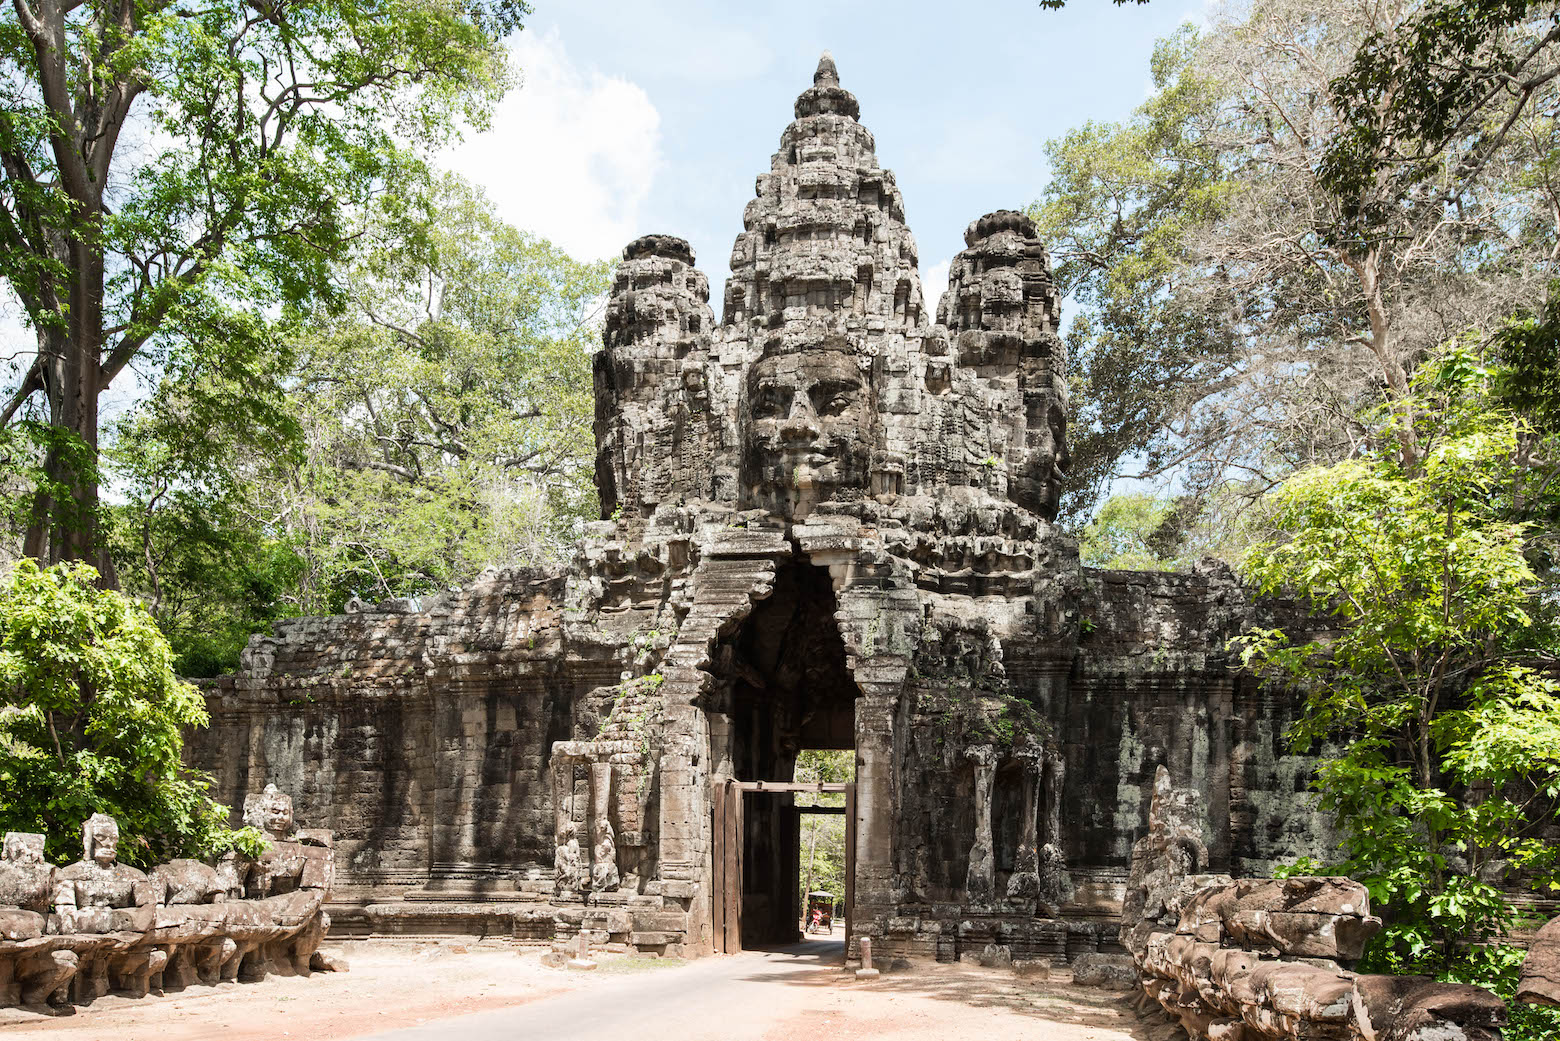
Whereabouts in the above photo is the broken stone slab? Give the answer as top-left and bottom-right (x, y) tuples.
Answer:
(1013, 958), (1051, 979)
(310, 949), (349, 972)
(1518, 914), (1560, 1007)
(979, 943), (1012, 969)
(1353, 975), (1506, 1041)
(1072, 952), (1137, 990)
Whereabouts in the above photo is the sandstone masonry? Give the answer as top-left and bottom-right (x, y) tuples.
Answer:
(191, 55), (1333, 965)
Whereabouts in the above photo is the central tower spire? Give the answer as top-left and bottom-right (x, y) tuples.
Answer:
(721, 52), (922, 333)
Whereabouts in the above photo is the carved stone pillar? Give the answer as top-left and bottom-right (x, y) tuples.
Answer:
(589, 762), (620, 891)
(553, 757), (580, 894)
(1043, 751), (1065, 846)
(1038, 750), (1069, 908)
(965, 745), (997, 906)
(1006, 743), (1044, 902)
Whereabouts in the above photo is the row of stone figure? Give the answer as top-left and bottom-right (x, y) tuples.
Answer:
(0, 784), (337, 1009)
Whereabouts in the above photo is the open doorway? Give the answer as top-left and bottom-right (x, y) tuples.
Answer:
(709, 561), (859, 953)
(796, 750), (853, 947)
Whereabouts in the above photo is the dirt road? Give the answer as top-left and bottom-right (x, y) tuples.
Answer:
(0, 936), (1151, 1041)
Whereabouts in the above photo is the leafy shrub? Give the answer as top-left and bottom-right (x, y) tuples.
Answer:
(0, 560), (261, 866)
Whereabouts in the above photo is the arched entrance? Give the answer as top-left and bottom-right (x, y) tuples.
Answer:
(706, 560), (859, 952)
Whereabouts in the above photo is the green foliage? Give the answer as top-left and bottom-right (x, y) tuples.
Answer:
(1323, 0), (1560, 245)
(1237, 346), (1560, 971)
(1079, 494), (1182, 570)
(0, 560), (257, 866)
(103, 178), (609, 669)
(0, 0), (525, 561)
(102, 343), (306, 676)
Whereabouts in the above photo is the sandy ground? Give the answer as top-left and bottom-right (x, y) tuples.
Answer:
(0, 935), (1154, 1041)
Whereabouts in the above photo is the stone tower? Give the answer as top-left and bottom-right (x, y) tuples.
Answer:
(593, 54), (1071, 527)
(193, 55), (1323, 964)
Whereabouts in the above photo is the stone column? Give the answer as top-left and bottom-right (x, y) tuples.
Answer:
(1038, 750), (1069, 908)
(589, 762), (619, 891)
(1006, 744), (1043, 902)
(552, 755), (580, 893)
(965, 745), (997, 907)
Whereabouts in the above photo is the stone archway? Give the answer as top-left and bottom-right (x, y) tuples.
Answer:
(705, 558), (859, 949)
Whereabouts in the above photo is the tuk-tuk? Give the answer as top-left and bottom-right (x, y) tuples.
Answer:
(805, 890), (834, 933)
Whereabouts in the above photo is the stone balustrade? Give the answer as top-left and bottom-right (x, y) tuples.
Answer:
(0, 785), (339, 1010)
(1122, 766), (1506, 1041)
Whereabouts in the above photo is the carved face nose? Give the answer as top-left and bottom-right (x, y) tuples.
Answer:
(780, 397), (820, 441)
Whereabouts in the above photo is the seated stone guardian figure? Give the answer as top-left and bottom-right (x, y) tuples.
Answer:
(222, 784), (334, 980)
(54, 814), (165, 1001)
(0, 832), (79, 1006)
(0, 833), (52, 939)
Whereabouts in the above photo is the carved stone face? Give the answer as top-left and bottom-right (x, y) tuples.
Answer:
(2, 832), (43, 865)
(742, 347), (870, 518)
(244, 784), (295, 839)
(83, 815), (118, 866)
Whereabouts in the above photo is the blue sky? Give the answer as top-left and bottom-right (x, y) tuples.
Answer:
(443, 0), (1207, 300)
(0, 1), (1207, 432)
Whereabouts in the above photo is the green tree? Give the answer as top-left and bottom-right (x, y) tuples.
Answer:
(1029, 29), (1237, 520)
(1079, 493), (1181, 570)
(96, 334), (304, 676)
(1237, 348), (1560, 978)
(1031, 2), (1560, 524)
(0, 559), (260, 865)
(0, 0), (524, 566)
(104, 177), (610, 660)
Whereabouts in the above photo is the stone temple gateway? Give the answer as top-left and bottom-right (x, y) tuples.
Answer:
(190, 56), (1325, 962)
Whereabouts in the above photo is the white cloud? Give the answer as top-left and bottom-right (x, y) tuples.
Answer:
(444, 29), (663, 263)
(920, 257), (951, 318)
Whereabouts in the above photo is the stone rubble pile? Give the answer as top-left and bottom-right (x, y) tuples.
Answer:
(0, 785), (339, 1009)
(1122, 767), (1506, 1041)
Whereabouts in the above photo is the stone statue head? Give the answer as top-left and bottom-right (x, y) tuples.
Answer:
(243, 783), (295, 839)
(2, 832), (44, 865)
(81, 814), (119, 867)
(741, 342), (872, 519)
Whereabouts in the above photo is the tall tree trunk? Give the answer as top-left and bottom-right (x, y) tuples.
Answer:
(24, 222), (109, 580)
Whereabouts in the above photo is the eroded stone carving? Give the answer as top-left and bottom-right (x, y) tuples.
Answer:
(1121, 768), (1504, 1041)
(588, 763), (620, 892)
(966, 745), (997, 907)
(0, 785), (339, 1011)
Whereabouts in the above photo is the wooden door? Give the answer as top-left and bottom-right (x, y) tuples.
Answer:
(711, 779), (743, 954)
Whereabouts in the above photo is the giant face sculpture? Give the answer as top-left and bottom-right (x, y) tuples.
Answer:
(741, 345), (871, 520)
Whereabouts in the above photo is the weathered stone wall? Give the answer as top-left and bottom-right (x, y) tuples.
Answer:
(191, 570), (572, 906)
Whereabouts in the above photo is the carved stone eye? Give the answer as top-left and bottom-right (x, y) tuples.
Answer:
(812, 380), (859, 417)
(753, 385), (790, 420)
